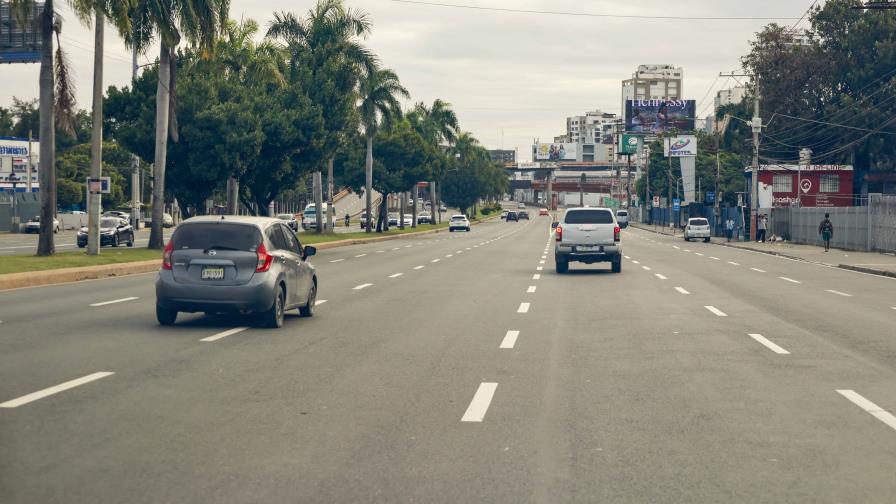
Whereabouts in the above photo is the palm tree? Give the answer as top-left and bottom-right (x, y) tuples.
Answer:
(127, 0), (229, 249)
(267, 0), (375, 232)
(358, 68), (408, 232)
(69, 1), (133, 255)
(9, 0), (78, 255)
(408, 99), (458, 223)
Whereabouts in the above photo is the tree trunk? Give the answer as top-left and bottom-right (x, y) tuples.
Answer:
(226, 176), (239, 214)
(365, 134), (373, 233)
(412, 187), (418, 228)
(313, 171), (323, 234)
(326, 157), (334, 230)
(36, 0), (55, 256)
(399, 192), (405, 230)
(149, 44), (171, 249)
(86, 10), (104, 256)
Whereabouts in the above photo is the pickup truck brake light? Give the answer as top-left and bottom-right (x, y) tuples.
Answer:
(555, 225), (562, 241)
(614, 226), (621, 242)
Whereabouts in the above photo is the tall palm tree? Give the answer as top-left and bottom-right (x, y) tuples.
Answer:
(9, 0), (78, 255)
(69, 0), (133, 255)
(128, 0), (229, 249)
(358, 68), (408, 232)
(408, 99), (458, 223)
(267, 0), (375, 232)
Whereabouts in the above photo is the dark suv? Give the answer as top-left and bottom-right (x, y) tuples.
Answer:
(155, 216), (318, 328)
(506, 211), (518, 222)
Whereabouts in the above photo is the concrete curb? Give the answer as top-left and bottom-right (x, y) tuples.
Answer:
(837, 264), (896, 279)
(0, 217), (500, 291)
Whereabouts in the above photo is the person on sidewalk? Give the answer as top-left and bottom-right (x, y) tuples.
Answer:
(819, 213), (834, 252)
(757, 214), (768, 243)
(725, 217), (734, 242)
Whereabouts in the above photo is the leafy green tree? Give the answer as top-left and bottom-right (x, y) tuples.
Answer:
(407, 99), (458, 222)
(57, 178), (83, 209)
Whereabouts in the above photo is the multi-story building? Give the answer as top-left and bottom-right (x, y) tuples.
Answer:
(566, 110), (619, 144)
(714, 86), (746, 112)
(487, 149), (515, 164)
(621, 64), (684, 115)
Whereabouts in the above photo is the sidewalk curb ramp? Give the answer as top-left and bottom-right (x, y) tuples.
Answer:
(0, 217), (500, 291)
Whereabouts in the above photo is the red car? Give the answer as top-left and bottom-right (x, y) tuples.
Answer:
(539, 208), (549, 216)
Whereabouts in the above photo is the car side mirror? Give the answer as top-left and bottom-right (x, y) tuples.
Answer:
(303, 245), (316, 258)
(551, 222), (559, 229)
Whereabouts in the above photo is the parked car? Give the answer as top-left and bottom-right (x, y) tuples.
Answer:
(155, 216), (318, 328)
(77, 217), (134, 248)
(505, 211), (518, 222)
(388, 213), (399, 226)
(418, 211), (432, 224)
(439, 204), (447, 213)
(448, 214), (471, 232)
(554, 207), (621, 273)
(518, 211), (530, 220)
(103, 210), (130, 222)
(615, 209), (629, 229)
(501, 210), (509, 219)
(163, 213), (175, 228)
(359, 212), (374, 228)
(684, 217), (711, 243)
(402, 215), (413, 227)
(24, 215), (60, 233)
(539, 208), (549, 216)
(276, 213), (299, 231)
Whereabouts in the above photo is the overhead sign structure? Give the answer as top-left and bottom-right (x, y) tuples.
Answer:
(535, 142), (577, 161)
(0, 2), (44, 64)
(620, 134), (644, 155)
(626, 99), (696, 133)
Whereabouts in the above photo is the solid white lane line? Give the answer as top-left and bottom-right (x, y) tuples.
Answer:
(315, 299), (328, 306)
(431, 258), (440, 263)
(704, 306), (728, 317)
(518, 302), (530, 313)
(748, 333), (790, 354)
(414, 265), (424, 270)
(527, 286), (536, 293)
(0, 372), (116, 408)
(353, 283), (374, 290)
(389, 273), (403, 278)
(826, 289), (853, 297)
(655, 274), (667, 280)
(536, 266), (543, 271)
(89, 297), (139, 307)
(355, 254), (367, 258)
(751, 267), (766, 273)
(330, 259), (345, 263)
(675, 287), (690, 295)
(779, 276), (802, 284)
(642, 266), (652, 271)
(461, 382), (499, 422)
(728, 261), (740, 266)
(533, 274), (541, 280)
(500, 331), (520, 349)
(837, 390), (896, 432)
(200, 327), (249, 342)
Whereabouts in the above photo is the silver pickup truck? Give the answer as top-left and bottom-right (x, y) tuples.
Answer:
(553, 207), (622, 273)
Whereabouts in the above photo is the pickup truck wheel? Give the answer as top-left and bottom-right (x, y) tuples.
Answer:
(611, 256), (622, 273)
(703, 237), (710, 243)
(555, 258), (569, 274)
(684, 237), (690, 242)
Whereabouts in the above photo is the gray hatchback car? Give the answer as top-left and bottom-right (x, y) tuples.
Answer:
(155, 216), (318, 328)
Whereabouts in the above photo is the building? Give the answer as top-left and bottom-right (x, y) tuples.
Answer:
(783, 29), (812, 48)
(0, 137), (39, 191)
(621, 64), (683, 115)
(747, 164), (854, 208)
(714, 86), (746, 112)
(565, 110), (619, 144)
(488, 149), (515, 164)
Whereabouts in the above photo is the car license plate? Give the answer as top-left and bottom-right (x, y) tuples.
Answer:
(578, 245), (598, 252)
(201, 267), (225, 280)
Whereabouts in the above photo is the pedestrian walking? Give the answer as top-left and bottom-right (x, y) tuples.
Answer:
(818, 213), (834, 252)
(756, 214), (768, 243)
(725, 217), (734, 242)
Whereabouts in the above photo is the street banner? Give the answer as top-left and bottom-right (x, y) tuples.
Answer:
(680, 156), (696, 203)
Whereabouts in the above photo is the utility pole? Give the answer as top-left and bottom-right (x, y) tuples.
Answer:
(666, 138), (673, 230)
(645, 145), (651, 224)
(579, 172), (585, 206)
(87, 11), (105, 255)
(720, 71), (760, 241)
(131, 40), (141, 228)
(27, 130), (33, 192)
(798, 148), (812, 207)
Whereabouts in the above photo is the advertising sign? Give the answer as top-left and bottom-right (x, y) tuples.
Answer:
(626, 99), (696, 133)
(672, 198), (681, 211)
(86, 177), (111, 194)
(620, 134), (643, 155)
(663, 135), (697, 157)
(535, 142), (577, 161)
(0, 2), (44, 64)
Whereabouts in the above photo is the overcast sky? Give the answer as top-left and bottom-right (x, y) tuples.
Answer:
(1, 0), (813, 160)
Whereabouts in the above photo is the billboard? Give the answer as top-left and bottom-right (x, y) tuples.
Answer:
(663, 135), (697, 157)
(625, 99), (696, 133)
(620, 134), (644, 155)
(535, 142), (577, 161)
(0, 2), (44, 64)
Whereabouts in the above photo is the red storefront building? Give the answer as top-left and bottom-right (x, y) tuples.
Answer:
(749, 164), (854, 207)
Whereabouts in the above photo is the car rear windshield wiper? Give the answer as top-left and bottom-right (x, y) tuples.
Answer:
(203, 245), (241, 253)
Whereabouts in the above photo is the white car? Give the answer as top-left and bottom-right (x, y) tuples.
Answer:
(448, 214), (470, 232)
(517, 203), (526, 209)
(501, 210), (509, 220)
(684, 217), (711, 242)
(402, 215), (413, 227)
(24, 215), (60, 233)
(554, 207), (621, 273)
(615, 209), (629, 229)
(417, 211), (432, 224)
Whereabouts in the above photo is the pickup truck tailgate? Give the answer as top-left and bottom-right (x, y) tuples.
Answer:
(562, 223), (615, 245)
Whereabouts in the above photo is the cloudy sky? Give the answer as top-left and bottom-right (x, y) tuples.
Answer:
(1, 0), (813, 160)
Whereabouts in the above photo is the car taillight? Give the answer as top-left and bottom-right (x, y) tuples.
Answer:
(256, 242), (273, 272)
(162, 239), (174, 270)
(614, 226), (621, 242)
(555, 225), (562, 241)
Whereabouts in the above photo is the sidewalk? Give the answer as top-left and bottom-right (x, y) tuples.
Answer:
(630, 222), (896, 278)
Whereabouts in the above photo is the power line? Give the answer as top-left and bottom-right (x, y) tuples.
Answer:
(789, 0), (820, 31)
(389, 0), (801, 21)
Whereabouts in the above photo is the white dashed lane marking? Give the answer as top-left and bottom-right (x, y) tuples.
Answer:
(704, 306), (728, 317)
(500, 330), (520, 349)
(655, 274), (667, 280)
(353, 283), (374, 290)
(89, 297), (139, 307)
(200, 327), (249, 342)
(527, 286), (536, 293)
(389, 273), (403, 278)
(674, 287), (690, 295)
(517, 303), (530, 313)
(330, 259), (345, 263)
(728, 261), (740, 266)
(748, 333), (790, 354)
(533, 274), (541, 280)
(0, 372), (116, 408)
(641, 266), (652, 271)
(837, 390), (896, 432)
(461, 382), (498, 422)
(779, 276), (802, 284)
(315, 299), (328, 306)
(826, 289), (853, 297)
(751, 267), (766, 273)
(414, 265), (424, 270)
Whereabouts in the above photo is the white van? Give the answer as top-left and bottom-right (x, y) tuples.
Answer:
(615, 209), (629, 228)
(302, 203), (329, 230)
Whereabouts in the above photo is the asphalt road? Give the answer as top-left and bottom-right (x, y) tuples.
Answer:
(0, 228), (157, 256)
(1, 211), (895, 503)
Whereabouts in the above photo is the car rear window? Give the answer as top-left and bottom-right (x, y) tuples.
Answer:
(451, 216), (465, 221)
(691, 219), (709, 226)
(564, 210), (614, 224)
(173, 223), (262, 251)
(617, 211), (628, 216)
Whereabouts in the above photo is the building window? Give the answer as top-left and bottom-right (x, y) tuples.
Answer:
(820, 174), (840, 193)
(773, 174), (792, 192)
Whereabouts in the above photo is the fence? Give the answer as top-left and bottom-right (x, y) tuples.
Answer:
(769, 195), (896, 253)
(0, 192), (41, 232)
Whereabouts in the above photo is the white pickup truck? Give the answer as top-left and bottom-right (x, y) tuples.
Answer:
(553, 207), (622, 273)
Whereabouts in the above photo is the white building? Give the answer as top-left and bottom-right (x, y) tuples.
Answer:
(566, 110), (619, 144)
(621, 64), (684, 114)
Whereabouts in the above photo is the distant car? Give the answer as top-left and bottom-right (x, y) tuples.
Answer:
(162, 213), (175, 228)
(439, 204), (447, 213)
(517, 203), (526, 209)
(418, 211), (432, 224)
(388, 213), (399, 226)
(276, 213), (299, 231)
(402, 215), (413, 227)
(103, 210), (130, 222)
(505, 211), (518, 222)
(359, 212), (374, 228)
(71, 210), (86, 215)
(518, 211), (530, 220)
(155, 216), (318, 328)
(684, 217), (711, 243)
(539, 208), (549, 216)
(77, 217), (134, 248)
(24, 215), (60, 233)
(449, 214), (470, 232)
(615, 209), (629, 229)
(501, 210), (509, 220)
